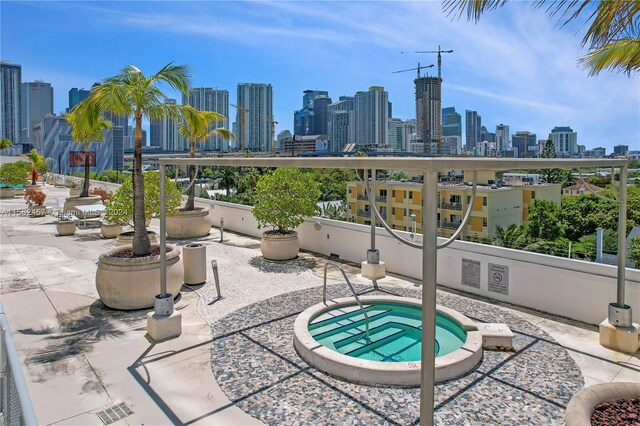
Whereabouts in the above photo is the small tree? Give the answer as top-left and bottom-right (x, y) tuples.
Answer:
(252, 168), (321, 233)
(0, 161), (30, 187)
(527, 199), (565, 241)
(629, 236), (640, 269)
(104, 172), (181, 226)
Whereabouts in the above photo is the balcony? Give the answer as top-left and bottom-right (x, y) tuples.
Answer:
(440, 201), (463, 211)
(358, 209), (386, 220)
(438, 220), (462, 230)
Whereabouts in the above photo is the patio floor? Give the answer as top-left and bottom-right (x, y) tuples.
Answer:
(0, 185), (638, 425)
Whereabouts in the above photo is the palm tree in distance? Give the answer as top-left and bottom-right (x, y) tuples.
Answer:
(90, 63), (191, 257)
(492, 224), (528, 249)
(0, 138), (13, 150)
(443, 0), (640, 76)
(217, 167), (237, 197)
(178, 105), (233, 210)
(66, 101), (112, 197)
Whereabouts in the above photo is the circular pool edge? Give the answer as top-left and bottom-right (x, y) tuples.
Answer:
(293, 295), (483, 386)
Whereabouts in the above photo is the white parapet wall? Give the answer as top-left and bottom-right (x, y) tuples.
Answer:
(59, 174), (639, 326)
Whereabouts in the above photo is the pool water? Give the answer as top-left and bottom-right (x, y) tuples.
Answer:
(309, 302), (466, 362)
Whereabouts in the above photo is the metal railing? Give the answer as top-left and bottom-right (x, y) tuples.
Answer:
(438, 220), (462, 230)
(357, 210), (386, 220)
(0, 302), (38, 425)
(440, 201), (462, 211)
(322, 262), (370, 339)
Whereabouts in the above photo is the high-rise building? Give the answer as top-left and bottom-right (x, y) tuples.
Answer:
(150, 99), (181, 151)
(511, 131), (537, 158)
(549, 126), (578, 157)
(327, 96), (354, 151)
(613, 145), (629, 156)
(20, 80), (53, 143)
(294, 90), (331, 136)
(415, 76), (440, 148)
(387, 118), (403, 150)
(236, 83), (272, 151)
(465, 110), (481, 150)
(354, 86), (388, 147)
(480, 125), (495, 143)
(442, 107), (461, 137)
(1, 61), (22, 143)
(184, 87), (230, 151)
(442, 135), (462, 155)
(276, 130), (292, 151)
(495, 124), (510, 152)
(312, 95), (332, 135)
(68, 88), (91, 111)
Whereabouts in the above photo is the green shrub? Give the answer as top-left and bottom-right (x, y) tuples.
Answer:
(0, 161), (30, 187)
(629, 236), (640, 269)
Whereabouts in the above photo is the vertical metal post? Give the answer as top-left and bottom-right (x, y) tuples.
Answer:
(420, 170), (438, 426)
(159, 163), (167, 297)
(616, 165), (627, 306)
(370, 169), (376, 251)
(596, 227), (604, 263)
(220, 217), (224, 242)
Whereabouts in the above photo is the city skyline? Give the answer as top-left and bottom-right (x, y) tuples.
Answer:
(2, 1), (638, 152)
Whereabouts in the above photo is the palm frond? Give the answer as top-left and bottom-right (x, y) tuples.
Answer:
(579, 37), (640, 75)
(151, 62), (191, 95)
(443, 0), (509, 22)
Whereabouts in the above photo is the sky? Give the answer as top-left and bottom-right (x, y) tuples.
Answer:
(2, 0), (639, 152)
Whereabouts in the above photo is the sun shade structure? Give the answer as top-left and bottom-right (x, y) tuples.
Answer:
(156, 156), (629, 426)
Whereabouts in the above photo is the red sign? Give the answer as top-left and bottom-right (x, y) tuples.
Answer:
(70, 151), (96, 167)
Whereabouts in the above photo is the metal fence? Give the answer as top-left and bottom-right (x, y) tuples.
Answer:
(0, 302), (38, 425)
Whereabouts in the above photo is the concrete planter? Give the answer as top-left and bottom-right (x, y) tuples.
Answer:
(56, 220), (76, 236)
(63, 195), (103, 218)
(0, 187), (15, 198)
(260, 231), (299, 261)
(101, 223), (122, 239)
(28, 205), (47, 217)
(115, 230), (158, 247)
(166, 207), (211, 239)
(565, 382), (640, 426)
(96, 243), (184, 310)
(69, 187), (82, 197)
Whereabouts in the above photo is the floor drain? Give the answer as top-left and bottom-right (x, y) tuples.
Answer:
(96, 402), (133, 425)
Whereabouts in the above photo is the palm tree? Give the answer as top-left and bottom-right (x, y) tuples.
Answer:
(66, 101), (112, 197)
(21, 149), (46, 185)
(443, 0), (639, 76)
(178, 105), (233, 210)
(0, 138), (13, 150)
(217, 167), (238, 197)
(90, 63), (191, 257)
(492, 224), (528, 249)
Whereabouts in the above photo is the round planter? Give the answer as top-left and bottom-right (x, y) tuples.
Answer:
(69, 187), (82, 197)
(166, 207), (211, 239)
(101, 223), (122, 239)
(63, 195), (103, 218)
(56, 221), (76, 236)
(0, 187), (15, 198)
(96, 243), (184, 310)
(260, 231), (300, 261)
(28, 205), (47, 217)
(115, 230), (158, 247)
(565, 382), (640, 426)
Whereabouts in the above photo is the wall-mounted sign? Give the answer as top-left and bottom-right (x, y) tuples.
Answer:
(461, 258), (481, 289)
(70, 151), (96, 167)
(488, 263), (509, 295)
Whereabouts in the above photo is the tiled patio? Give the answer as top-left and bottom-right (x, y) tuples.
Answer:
(0, 185), (638, 425)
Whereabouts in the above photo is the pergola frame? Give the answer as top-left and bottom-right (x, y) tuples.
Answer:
(157, 157), (629, 426)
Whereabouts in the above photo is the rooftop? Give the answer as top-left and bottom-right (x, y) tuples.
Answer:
(1, 184), (637, 425)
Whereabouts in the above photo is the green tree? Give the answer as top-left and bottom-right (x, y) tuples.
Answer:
(20, 149), (46, 185)
(66, 101), (112, 197)
(91, 62), (190, 256)
(561, 194), (618, 241)
(444, 1), (640, 76)
(538, 139), (565, 184)
(320, 201), (347, 221)
(178, 105), (233, 210)
(492, 224), (528, 249)
(253, 168), (321, 233)
(629, 236), (640, 269)
(0, 161), (30, 187)
(0, 138), (13, 150)
(527, 199), (565, 240)
(216, 167), (237, 197)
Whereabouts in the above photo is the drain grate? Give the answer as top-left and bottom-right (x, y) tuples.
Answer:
(96, 402), (133, 425)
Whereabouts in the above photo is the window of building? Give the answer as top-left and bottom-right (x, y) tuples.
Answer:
(392, 207), (395, 215)
(409, 209), (413, 216)
(364, 220), (371, 226)
(404, 209), (407, 216)
(409, 191), (413, 199)
(348, 187), (352, 194)
(531, 191), (536, 199)
(483, 218), (487, 227)
(450, 195), (461, 203)
(380, 189), (387, 197)
(392, 190), (396, 197)
(467, 196), (471, 204)
(483, 197), (487, 206)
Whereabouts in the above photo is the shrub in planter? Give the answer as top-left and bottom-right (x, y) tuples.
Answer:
(0, 161), (30, 198)
(25, 189), (47, 217)
(253, 168), (320, 260)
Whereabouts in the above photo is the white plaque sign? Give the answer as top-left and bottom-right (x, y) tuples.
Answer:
(461, 258), (481, 289)
(488, 263), (509, 295)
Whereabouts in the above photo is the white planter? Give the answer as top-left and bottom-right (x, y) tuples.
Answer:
(115, 230), (158, 247)
(56, 221), (76, 236)
(101, 223), (122, 239)
(96, 243), (184, 310)
(166, 207), (211, 239)
(69, 187), (82, 197)
(565, 382), (640, 426)
(63, 195), (103, 218)
(183, 243), (207, 284)
(0, 187), (15, 198)
(260, 231), (300, 261)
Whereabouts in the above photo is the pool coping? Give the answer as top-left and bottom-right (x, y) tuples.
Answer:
(293, 295), (485, 386)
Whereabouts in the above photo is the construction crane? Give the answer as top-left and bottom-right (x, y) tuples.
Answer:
(402, 46), (453, 154)
(230, 103), (250, 151)
(392, 62), (434, 79)
(261, 117), (279, 153)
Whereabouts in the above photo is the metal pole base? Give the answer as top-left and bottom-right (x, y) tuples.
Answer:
(154, 293), (174, 316)
(608, 303), (633, 327)
(356, 280), (401, 297)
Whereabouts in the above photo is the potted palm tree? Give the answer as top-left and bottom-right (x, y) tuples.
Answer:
(166, 105), (233, 239)
(21, 149), (46, 192)
(91, 62), (189, 310)
(253, 168), (321, 260)
(63, 101), (112, 218)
